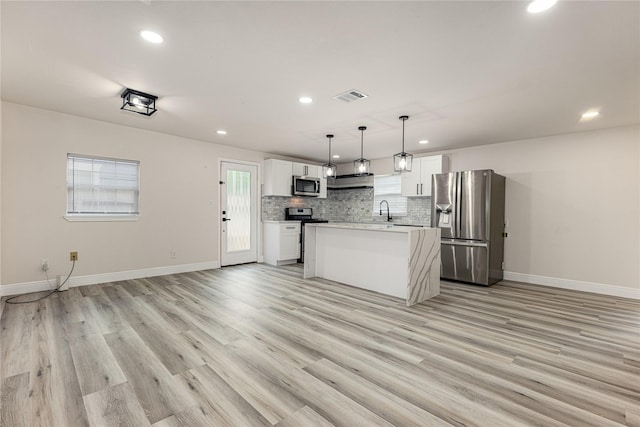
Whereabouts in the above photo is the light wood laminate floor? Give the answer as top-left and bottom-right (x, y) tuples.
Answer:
(1, 263), (639, 426)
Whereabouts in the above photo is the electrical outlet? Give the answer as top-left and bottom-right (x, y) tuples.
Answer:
(41, 259), (49, 272)
(170, 251), (177, 259)
(70, 251), (78, 261)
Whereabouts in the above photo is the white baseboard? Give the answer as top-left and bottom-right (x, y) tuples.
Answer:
(503, 271), (640, 300)
(4, 264), (636, 301)
(0, 261), (220, 297)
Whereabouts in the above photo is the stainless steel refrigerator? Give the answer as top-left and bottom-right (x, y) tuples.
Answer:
(431, 170), (506, 286)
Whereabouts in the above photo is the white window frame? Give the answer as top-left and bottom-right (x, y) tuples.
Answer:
(372, 174), (407, 217)
(65, 154), (140, 222)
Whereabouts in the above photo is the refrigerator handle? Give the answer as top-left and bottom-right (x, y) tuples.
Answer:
(455, 172), (461, 238)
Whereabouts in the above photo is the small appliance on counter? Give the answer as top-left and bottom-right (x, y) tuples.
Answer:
(285, 207), (328, 262)
(431, 169), (506, 286)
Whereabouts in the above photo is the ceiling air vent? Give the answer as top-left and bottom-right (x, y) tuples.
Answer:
(334, 89), (368, 103)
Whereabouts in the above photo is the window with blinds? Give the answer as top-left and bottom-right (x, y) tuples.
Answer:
(67, 154), (140, 215)
(372, 174), (407, 216)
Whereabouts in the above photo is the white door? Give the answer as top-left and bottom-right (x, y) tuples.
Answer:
(220, 161), (258, 266)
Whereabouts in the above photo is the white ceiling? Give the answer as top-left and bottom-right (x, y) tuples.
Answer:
(2, 1), (638, 163)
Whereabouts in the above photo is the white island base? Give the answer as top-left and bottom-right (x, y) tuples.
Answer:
(303, 223), (441, 306)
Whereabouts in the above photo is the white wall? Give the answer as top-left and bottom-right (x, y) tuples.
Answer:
(0, 99), (2, 293)
(341, 125), (640, 297)
(1, 102), (266, 290)
(2, 102), (638, 298)
(446, 126), (638, 295)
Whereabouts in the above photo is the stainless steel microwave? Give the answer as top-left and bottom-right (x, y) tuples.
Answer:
(293, 175), (321, 197)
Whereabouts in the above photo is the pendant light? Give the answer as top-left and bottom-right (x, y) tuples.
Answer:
(393, 115), (413, 172)
(322, 134), (337, 179)
(353, 126), (370, 176)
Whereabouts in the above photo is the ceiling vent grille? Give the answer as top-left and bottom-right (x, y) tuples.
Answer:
(334, 89), (368, 103)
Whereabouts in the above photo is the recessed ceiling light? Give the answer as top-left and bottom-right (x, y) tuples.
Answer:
(332, 154), (340, 159)
(581, 111), (600, 120)
(298, 97), (313, 104)
(140, 30), (164, 44)
(527, 0), (557, 14)
(216, 130), (227, 135)
(419, 140), (429, 145)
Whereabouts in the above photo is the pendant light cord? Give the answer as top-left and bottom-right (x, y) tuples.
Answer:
(401, 117), (406, 153)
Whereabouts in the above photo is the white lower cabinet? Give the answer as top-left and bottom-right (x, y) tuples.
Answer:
(263, 222), (301, 266)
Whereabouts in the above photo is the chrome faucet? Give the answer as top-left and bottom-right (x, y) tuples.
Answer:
(379, 200), (392, 222)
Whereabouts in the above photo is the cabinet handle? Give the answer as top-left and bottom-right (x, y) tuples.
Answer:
(416, 183), (419, 195)
(421, 183), (423, 194)
(285, 226), (296, 229)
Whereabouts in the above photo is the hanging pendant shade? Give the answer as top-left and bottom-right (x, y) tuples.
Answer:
(322, 134), (337, 179)
(353, 126), (370, 175)
(393, 115), (413, 172)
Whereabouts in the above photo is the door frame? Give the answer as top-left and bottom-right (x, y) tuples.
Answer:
(218, 158), (262, 267)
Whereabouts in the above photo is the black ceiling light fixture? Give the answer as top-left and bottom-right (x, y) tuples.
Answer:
(393, 115), (413, 172)
(121, 88), (158, 116)
(322, 134), (338, 179)
(354, 125), (370, 176)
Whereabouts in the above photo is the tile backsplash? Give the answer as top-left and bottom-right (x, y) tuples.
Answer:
(262, 188), (431, 225)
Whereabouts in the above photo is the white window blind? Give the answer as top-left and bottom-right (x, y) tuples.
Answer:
(373, 174), (407, 216)
(67, 154), (140, 215)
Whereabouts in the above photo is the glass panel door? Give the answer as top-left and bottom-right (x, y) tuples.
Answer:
(226, 169), (251, 252)
(221, 161), (258, 266)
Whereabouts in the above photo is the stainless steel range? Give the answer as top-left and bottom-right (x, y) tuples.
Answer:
(284, 207), (328, 262)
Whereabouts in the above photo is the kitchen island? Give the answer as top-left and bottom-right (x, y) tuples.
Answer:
(303, 223), (441, 306)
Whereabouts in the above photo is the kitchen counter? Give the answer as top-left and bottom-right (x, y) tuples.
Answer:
(303, 223), (441, 306)
(306, 222), (429, 232)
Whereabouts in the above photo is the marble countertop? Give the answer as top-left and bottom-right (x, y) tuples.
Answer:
(262, 220), (301, 224)
(306, 222), (434, 233)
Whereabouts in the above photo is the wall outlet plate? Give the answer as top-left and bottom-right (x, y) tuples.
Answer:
(70, 251), (78, 261)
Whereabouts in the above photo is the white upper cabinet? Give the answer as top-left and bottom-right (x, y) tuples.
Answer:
(319, 177), (327, 199)
(264, 159), (293, 197)
(401, 155), (447, 197)
(264, 159), (326, 198)
(401, 165), (422, 197)
(292, 162), (321, 178)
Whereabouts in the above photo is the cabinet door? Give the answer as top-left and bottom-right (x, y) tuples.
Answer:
(264, 159), (292, 196)
(292, 163), (321, 178)
(400, 167), (422, 197)
(306, 165), (321, 178)
(318, 177), (327, 199)
(420, 155), (444, 197)
(292, 162), (306, 176)
(279, 224), (301, 260)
